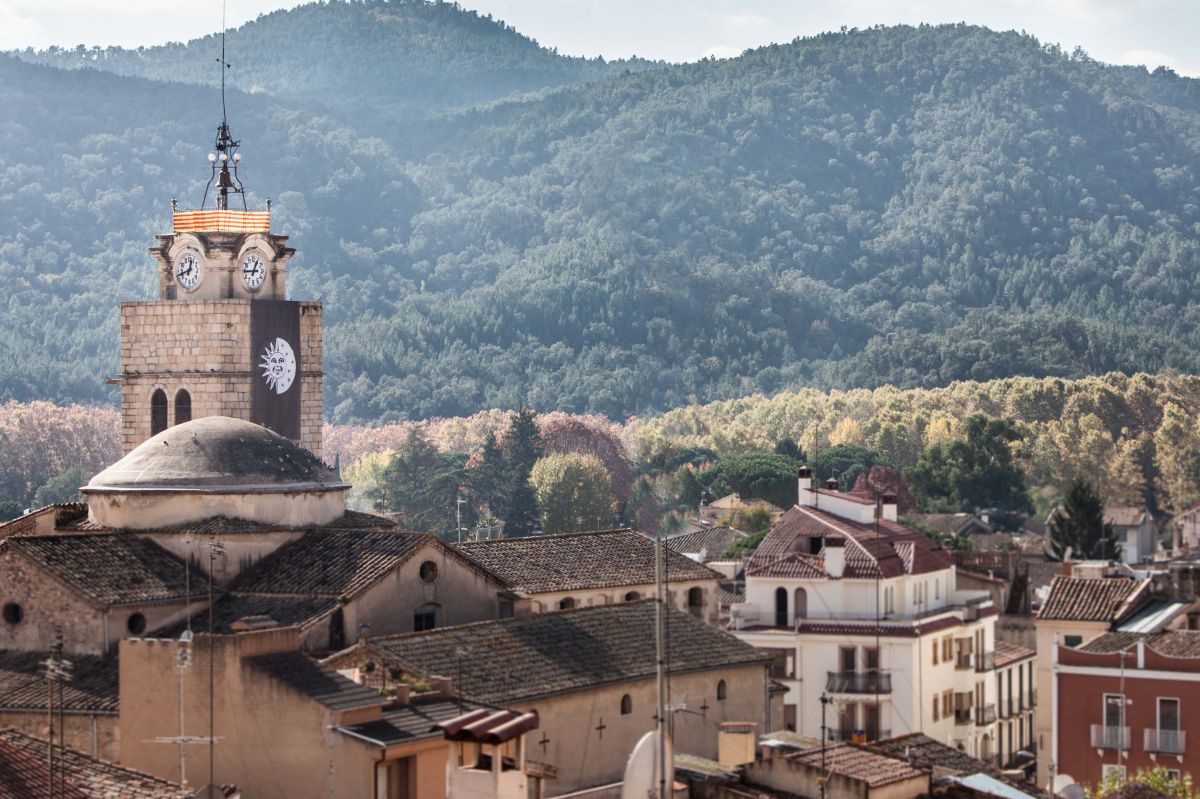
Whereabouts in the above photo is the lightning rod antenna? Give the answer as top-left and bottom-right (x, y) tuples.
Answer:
(220, 0), (228, 128)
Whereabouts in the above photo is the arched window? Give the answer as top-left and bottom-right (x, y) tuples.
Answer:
(150, 389), (168, 436)
(687, 587), (704, 616)
(620, 694), (632, 715)
(717, 679), (727, 701)
(774, 587), (788, 628)
(794, 587), (808, 620)
(624, 591), (640, 602)
(558, 597), (576, 610)
(174, 389), (191, 425)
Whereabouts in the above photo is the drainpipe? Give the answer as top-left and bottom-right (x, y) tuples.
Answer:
(102, 610), (110, 655)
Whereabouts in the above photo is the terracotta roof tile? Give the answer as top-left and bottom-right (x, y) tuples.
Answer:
(1037, 576), (1144, 622)
(994, 640), (1035, 667)
(665, 527), (747, 560)
(157, 595), (339, 637)
(1, 534), (206, 608)
(351, 601), (768, 705)
(869, 732), (1003, 778)
(1104, 507), (1148, 529)
(1080, 630), (1200, 658)
(0, 651), (118, 713)
(339, 698), (490, 746)
(247, 651), (385, 711)
(782, 742), (927, 787)
(456, 529), (720, 593)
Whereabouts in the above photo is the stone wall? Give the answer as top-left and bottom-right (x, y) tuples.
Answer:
(0, 549), (104, 654)
(0, 711), (119, 762)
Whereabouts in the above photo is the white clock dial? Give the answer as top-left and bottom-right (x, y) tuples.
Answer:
(241, 252), (267, 291)
(259, 337), (297, 394)
(175, 252), (202, 291)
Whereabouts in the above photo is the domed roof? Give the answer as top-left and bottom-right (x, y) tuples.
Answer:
(85, 416), (346, 492)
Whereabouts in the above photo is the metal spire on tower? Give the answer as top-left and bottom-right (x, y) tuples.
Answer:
(201, 0), (247, 212)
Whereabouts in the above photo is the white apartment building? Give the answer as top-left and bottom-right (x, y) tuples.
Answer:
(732, 468), (1003, 760)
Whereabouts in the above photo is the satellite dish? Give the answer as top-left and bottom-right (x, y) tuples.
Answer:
(622, 730), (673, 799)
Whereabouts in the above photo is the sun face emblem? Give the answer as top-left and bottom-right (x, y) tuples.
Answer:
(259, 337), (296, 394)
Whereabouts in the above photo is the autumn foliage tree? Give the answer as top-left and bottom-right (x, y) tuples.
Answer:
(530, 452), (614, 535)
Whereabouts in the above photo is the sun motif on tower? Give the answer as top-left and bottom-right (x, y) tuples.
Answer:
(259, 337), (296, 394)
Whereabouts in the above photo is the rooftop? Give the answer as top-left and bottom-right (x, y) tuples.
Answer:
(994, 640), (1036, 667)
(85, 416), (345, 492)
(159, 594), (339, 636)
(1104, 506), (1149, 529)
(665, 526), (747, 560)
(748, 505), (952, 580)
(0, 729), (191, 799)
(59, 508), (392, 536)
(456, 528), (720, 594)
(1037, 576), (1146, 622)
(346, 601), (768, 705)
(1, 534), (205, 608)
(869, 732), (1003, 778)
(780, 742), (928, 787)
(339, 697), (489, 747)
(0, 651), (118, 713)
(1079, 630), (1200, 658)
(247, 650), (385, 712)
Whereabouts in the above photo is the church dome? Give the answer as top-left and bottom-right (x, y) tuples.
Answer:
(83, 416), (347, 530)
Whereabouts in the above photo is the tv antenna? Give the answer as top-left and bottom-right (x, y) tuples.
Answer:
(201, 0), (248, 211)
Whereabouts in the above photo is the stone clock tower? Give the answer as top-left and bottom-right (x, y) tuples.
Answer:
(115, 120), (323, 457)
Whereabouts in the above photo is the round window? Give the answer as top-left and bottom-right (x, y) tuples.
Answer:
(419, 560), (439, 583)
(2, 602), (23, 625)
(126, 612), (147, 635)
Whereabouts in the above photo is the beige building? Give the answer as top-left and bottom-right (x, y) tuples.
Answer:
(325, 601), (773, 797)
(746, 741), (930, 799)
(457, 528), (724, 624)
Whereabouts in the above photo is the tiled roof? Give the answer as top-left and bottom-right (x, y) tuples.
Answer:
(356, 601), (768, 705)
(0, 651), (118, 713)
(789, 613), (976, 639)
(1104, 507), (1148, 529)
(246, 651), (385, 711)
(339, 698), (488, 747)
(911, 514), (989, 536)
(0, 729), (190, 799)
(1, 534), (205, 608)
(60, 509), (392, 535)
(231, 530), (445, 599)
(870, 732), (1002, 778)
(456, 529), (720, 593)
(666, 526), (747, 560)
(747, 505), (952, 580)
(994, 640), (1035, 667)
(156, 594), (339, 637)
(782, 742), (927, 787)
(1037, 576), (1145, 622)
(1080, 630), (1200, 658)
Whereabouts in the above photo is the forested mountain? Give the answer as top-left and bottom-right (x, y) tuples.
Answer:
(16, 0), (649, 134)
(5, 8), (1200, 422)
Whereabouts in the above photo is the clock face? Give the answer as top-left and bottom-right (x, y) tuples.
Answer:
(241, 252), (267, 291)
(175, 252), (202, 291)
(259, 337), (297, 394)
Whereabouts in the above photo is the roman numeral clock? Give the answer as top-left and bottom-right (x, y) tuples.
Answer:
(113, 121), (324, 458)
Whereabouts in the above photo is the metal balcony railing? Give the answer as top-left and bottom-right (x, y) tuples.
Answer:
(825, 671), (893, 694)
(975, 651), (995, 672)
(1145, 729), (1186, 755)
(1090, 725), (1131, 750)
(976, 704), (997, 725)
(828, 728), (891, 743)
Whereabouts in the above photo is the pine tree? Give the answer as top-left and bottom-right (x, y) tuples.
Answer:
(1049, 477), (1117, 561)
(500, 407), (542, 536)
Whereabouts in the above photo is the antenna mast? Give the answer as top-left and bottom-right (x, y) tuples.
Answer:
(201, 0), (248, 212)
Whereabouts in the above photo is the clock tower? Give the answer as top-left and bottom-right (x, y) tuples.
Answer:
(115, 119), (323, 457)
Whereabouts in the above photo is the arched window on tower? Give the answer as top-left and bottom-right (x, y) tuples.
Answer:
(150, 390), (168, 436)
(174, 389), (192, 425)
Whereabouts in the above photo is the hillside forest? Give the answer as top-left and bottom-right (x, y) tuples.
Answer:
(3, 5), (1200, 421)
(8, 373), (1198, 541)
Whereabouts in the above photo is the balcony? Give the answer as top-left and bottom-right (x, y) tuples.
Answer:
(975, 652), (995, 672)
(976, 704), (997, 725)
(1090, 725), (1131, 750)
(954, 708), (974, 725)
(955, 654), (974, 670)
(826, 671), (893, 694)
(1145, 729), (1186, 755)
(829, 728), (891, 744)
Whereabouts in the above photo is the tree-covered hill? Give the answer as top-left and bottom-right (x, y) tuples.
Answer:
(15, 0), (652, 135)
(5, 15), (1200, 422)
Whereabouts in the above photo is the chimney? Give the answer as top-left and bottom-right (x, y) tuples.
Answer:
(798, 466), (815, 507)
(1062, 561), (1073, 578)
(881, 493), (898, 522)
(823, 538), (846, 579)
(429, 675), (455, 698)
(825, 478), (839, 491)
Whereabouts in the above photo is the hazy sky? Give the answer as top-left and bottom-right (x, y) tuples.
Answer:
(1, 0), (1197, 77)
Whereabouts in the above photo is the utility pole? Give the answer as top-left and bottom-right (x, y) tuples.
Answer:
(655, 525), (667, 799)
(820, 691), (831, 799)
(456, 496), (466, 544)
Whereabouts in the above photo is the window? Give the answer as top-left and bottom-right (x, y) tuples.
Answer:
(864, 647), (880, 671)
(840, 647), (857, 673)
(793, 587), (807, 620)
(558, 597), (576, 610)
(1104, 694), (1125, 729)
(498, 600), (514, 619)
(717, 679), (727, 701)
(150, 389), (168, 436)
(943, 637), (953, 661)
(1065, 635), (1083, 648)
(174, 389), (191, 425)
(624, 591), (640, 602)
(620, 694), (632, 715)
(933, 695), (940, 722)
(942, 690), (953, 717)
(1101, 765), (1126, 781)
(933, 640), (939, 665)
(935, 579), (941, 600)
(765, 648), (794, 679)
(414, 605), (438, 631)
(419, 560), (439, 583)
(774, 587), (788, 628)
(2, 602), (22, 625)
(126, 613), (147, 635)
(687, 587), (704, 614)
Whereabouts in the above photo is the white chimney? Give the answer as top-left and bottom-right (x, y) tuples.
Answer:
(798, 466), (815, 507)
(881, 493), (898, 522)
(823, 538), (845, 578)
